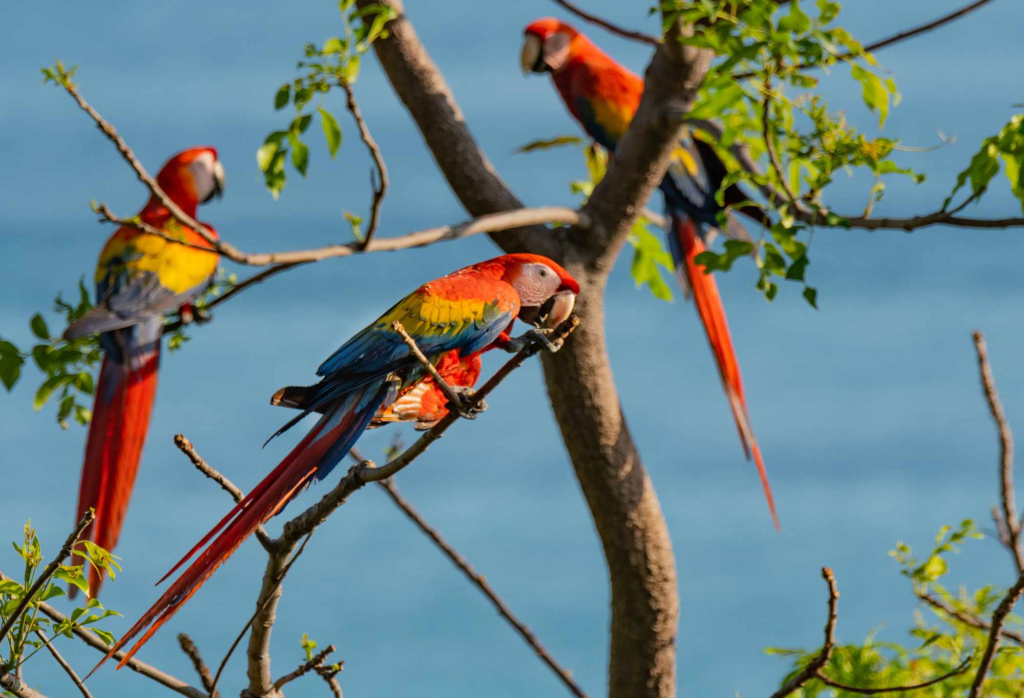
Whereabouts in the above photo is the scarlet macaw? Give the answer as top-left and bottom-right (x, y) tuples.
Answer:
(96, 253), (579, 669)
(63, 148), (225, 596)
(521, 19), (779, 529)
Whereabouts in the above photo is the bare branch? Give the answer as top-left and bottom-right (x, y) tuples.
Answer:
(0, 673), (49, 698)
(815, 657), (972, 694)
(550, 0), (660, 46)
(173, 434), (273, 553)
(177, 634), (218, 698)
(968, 571), (1024, 697)
(35, 629), (92, 698)
(918, 590), (1024, 645)
(768, 567), (838, 698)
(0, 571), (207, 698)
(973, 331), (1022, 572)
(378, 479), (588, 697)
(391, 321), (467, 416)
(316, 664), (344, 697)
(339, 82), (389, 249)
(273, 644), (338, 691)
(0, 510), (94, 646)
(220, 533), (312, 698)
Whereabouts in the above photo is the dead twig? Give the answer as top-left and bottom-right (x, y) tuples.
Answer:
(340, 81), (389, 250)
(316, 663), (344, 697)
(968, 571), (1024, 697)
(35, 629), (92, 698)
(973, 331), (1022, 572)
(173, 434), (274, 552)
(378, 479), (588, 698)
(769, 567), (839, 698)
(550, 0), (660, 46)
(0, 510), (95, 647)
(177, 634), (218, 698)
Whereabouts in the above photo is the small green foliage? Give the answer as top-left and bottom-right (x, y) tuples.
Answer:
(301, 632), (318, 661)
(1, 520), (121, 673)
(945, 115), (1024, 214)
(343, 211), (364, 241)
(629, 222), (675, 302)
(40, 60), (78, 89)
(770, 520), (1016, 696)
(258, 2), (396, 197)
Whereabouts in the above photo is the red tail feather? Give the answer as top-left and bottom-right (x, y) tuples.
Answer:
(89, 396), (372, 677)
(72, 351), (159, 598)
(674, 216), (780, 531)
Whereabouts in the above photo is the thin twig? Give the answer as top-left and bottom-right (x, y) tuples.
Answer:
(391, 321), (466, 415)
(0, 571), (207, 698)
(209, 533), (313, 698)
(0, 510), (95, 646)
(550, 0), (660, 46)
(272, 644), (337, 690)
(769, 567), (839, 698)
(316, 664), (344, 697)
(917, 590), (1024, 645)
(968, 571), (1024, 698)
(35, 629), (92, 698)
(379, 479), (588, 698)
(173, 434), (274, 552)
(761, 75), (798, 206)
(177, 634), (218, 698)
(735, 0), (993, 79)
(973, 331), (1022, 572)
(340, 81), (389, 250)
(816, 657), (972, 694)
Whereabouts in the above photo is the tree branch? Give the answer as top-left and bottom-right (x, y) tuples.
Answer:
(0, 572), (208, 698)
(968, 571), (1024, 698)
(0, 510), (94, 647)
(377, 478), (588, 698)
(973, 331), (1022, 572)
(177, 633), (218, 698)
(768, 567), (838, 698)
(917, 590), (1024, 645)
(0, 673), (49, 698)
(549, 0), (660, 46)
(340, 81), (389, 250)
(36, 629), (92, 698)
(272, 644), (338, 691)
(391, 321), (466, 416)
(816, 657), (972, 694)
(173, 434), (274, 552)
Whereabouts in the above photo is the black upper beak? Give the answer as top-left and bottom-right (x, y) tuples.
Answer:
(203, 162), (226, 204)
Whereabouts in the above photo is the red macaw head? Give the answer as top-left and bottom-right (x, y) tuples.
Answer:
(521, 18), (581, 75)
(493, 253), (580, 328)
(154, 147), (226, 214)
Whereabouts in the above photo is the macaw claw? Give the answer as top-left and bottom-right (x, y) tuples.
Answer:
(502, 328), (563, 354)
(450, 386), (488, 419)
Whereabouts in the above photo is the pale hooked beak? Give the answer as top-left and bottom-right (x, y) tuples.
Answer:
(542, 290), (576, 328)
(520, 33), (543, 75)
(212, 160), (226, 201)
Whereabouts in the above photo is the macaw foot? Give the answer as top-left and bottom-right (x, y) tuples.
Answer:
(451, 385), (488, 418)
(502, 328), (564, 354)
(178, 305), (212, 326)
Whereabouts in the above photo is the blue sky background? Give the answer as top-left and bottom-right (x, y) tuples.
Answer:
(2, 1), (1024, 696)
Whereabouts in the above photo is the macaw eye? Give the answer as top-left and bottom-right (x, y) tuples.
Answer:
(538, 268), (548, 278)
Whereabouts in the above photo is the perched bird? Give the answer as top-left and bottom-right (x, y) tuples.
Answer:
(63, 147), (225, 596)
(95, 253), (579, 670)
(521, 19), (779, 529)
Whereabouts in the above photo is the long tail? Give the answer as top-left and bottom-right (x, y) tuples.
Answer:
(89, 380), (390, 676)
(669, 212), (780, 531)
(71, 333), (160, 598)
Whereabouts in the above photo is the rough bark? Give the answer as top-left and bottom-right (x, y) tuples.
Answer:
(359, 1), (711, 696)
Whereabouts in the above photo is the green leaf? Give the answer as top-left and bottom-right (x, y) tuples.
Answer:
(320, 108), (342, 158)
(0, 340), (25, 391)
(288, 132), (309, 176)
(628, 225), (674, 302)
(54, 567), (89, 596)
(777, 1), (811, 36)
(802, 286), (818, 309)
(274, 84), (291, 110)
(345, 54), (361, 84)
(92, 628), (115, 646)
(33, 375), (69, 411)
(323, 36), (345, 54)
(30, 313), (50, 340)
(851, 64), (889, 128)
(514, 135), (584, 154)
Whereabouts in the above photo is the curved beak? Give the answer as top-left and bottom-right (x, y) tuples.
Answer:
(542, 290), (576, 328)
(211, 160), (226, 201)
(520, 33), (544, 75)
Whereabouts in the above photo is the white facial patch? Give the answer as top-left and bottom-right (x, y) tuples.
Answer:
(543, 32), (571, 71)
(516, 263), (561, 306)
(188, 151), (217, 201)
